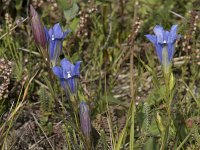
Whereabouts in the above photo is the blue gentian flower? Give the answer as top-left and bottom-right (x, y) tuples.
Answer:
(45, 23), (70, 66)
(53, 58), (81, 94)
(145, 25), (180, 70)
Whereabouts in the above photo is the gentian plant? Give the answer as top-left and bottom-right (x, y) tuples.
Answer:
(145, 25), (180, 73)
(45, 23), (70, 67)
(30, 5), (92, 149)
(53, 58), (81, 105)
(145, 25), (180, 150)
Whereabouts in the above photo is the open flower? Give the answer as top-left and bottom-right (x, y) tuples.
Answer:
(52, 58), (81, 94)
(145, 25), (180, 71)
(30, 5), (47, 50)
(45, 23), (70, 66)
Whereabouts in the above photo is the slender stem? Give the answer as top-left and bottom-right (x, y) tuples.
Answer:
(0, 17), (29, 40)
(130, 46), (135, 150)
(129, 1), (138, 150)
(176, 129), (193, 150)
(161, 70), (173, 150)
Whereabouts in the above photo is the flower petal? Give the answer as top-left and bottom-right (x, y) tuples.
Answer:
(67, 78), (75, 93)
(163, 31), (169, 43)
(61, 58), (73, 71)
(145, 34), (157, 44)
(168, 25), (178, 43)
(49, 40), (57, 60)
(155, 43), (163, 62)
(74, 61), (81, 76)
(153, 25), (164, 44)
(52, 66), (63, 78)
(48, 28), (53, 39)
(167, 44), (175, 62)
(61, 58), (74, 79)
(53, 23), (63, 39)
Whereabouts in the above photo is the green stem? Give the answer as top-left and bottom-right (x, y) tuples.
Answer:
(129, 1), (138, 149)
(130, 46), (135, 150)
(161, 70), (173, 150)
(160, 121), (170, 150)
(176, 129), (193, 150)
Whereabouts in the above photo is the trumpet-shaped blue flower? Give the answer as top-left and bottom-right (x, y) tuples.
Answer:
(145, 25), (180, 67)
(45, 23), (70, 66)
(53, 58), (81, 94)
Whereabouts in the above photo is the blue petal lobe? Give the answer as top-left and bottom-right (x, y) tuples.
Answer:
(167, 44), (175, 62)
(67, 78), (75, 93)
(155, 43), (163, 62)
(61, 58), (74, 79)
(48, 28), (53, 39)
(61, 58), (73, 71)
(74, 61), (81, 76)
(153, 25), (164, 43)
(49, 40), (57, 60)
(60, 79), (66, 89)
(53, 23), (63, 39)
(164, 31), (169, 43)
(52, 66), (63, 78)
(169, 25), (178, 43)
(145, 34), (157, 44)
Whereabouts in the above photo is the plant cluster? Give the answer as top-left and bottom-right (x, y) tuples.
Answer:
(0, 0), (200, 149)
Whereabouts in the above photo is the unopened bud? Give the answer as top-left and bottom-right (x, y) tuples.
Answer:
(79, 102), (91, 139)
(30, 5), (47, 50)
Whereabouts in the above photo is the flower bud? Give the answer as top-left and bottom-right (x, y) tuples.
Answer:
(30, 5), (47, 50)
(79, 102), (91, 139)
